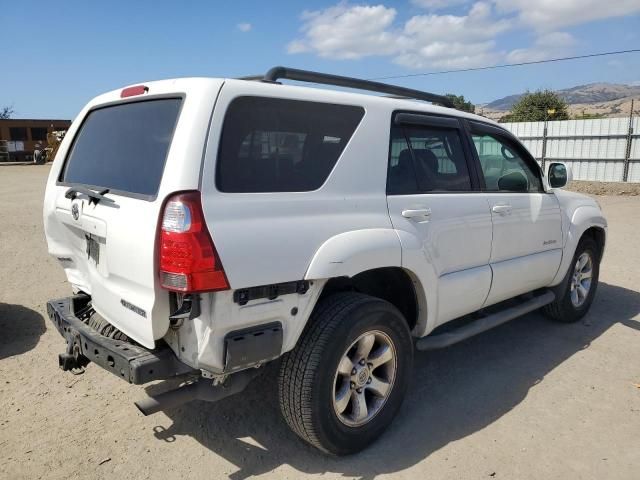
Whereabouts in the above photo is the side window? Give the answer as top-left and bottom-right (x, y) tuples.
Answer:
(387, 124), (472, 194)
(217, 97), (364, 193)
(471, 133), (543, 193)
(388, 127), (418, 194)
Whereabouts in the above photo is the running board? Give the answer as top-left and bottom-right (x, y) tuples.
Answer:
(415, 290), (555, 351)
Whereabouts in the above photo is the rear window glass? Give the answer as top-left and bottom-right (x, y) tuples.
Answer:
(216, 97), (364, 193)
(60, 98), (182, 197)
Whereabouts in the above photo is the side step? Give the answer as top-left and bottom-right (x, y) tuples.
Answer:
(415, 290), (555, 351)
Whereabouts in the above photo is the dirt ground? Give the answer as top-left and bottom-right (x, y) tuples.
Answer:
(1, 165), (639, 480)
(568, 180), (640, 196)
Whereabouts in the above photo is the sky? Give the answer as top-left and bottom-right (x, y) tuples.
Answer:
(2, 0), (640, 119)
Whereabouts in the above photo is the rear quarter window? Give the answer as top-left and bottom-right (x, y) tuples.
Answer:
(60, 98), (182, 198)
(216, 96), (364, 193)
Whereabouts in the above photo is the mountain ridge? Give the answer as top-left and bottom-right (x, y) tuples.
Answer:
(483, 82), (640, 111)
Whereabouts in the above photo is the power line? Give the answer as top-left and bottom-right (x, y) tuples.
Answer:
(370, 48), (640, 80)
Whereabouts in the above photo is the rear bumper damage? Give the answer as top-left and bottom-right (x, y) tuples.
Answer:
(47, 294), (262, 414)
(46, 295), (196, 384)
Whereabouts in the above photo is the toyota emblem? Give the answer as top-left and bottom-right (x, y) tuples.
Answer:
(71, 203), (80, 221)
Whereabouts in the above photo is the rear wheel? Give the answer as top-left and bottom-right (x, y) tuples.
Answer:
(278, 292), (413, 455)
(544, 236), (600, 323)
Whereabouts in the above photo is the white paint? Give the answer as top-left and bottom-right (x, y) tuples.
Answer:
(43, 78), (224, 348)
(43, 76), (607, 368)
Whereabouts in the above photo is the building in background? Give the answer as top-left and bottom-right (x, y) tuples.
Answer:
(0, 119), (71, 162)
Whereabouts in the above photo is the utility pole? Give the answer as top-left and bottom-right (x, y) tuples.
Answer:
(623, 98), (635, 182)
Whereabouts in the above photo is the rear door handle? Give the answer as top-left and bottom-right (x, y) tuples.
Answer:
(402, 208), (432, 219)
(492, 204), (512, 215)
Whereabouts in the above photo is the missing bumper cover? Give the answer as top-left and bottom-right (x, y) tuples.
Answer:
(233, 280), (309, 306)
(46, 295), (196, 384)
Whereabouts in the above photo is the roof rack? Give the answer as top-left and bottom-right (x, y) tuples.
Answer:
(241, 66), (454, 109)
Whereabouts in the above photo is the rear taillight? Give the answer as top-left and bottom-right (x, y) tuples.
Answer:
(159, 191), (229, 293)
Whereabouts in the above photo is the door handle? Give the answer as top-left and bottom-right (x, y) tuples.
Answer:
(402, 208), (432, 219)
(492, 204), (512, 215)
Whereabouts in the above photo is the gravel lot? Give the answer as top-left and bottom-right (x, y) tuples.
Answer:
(1, 165), (639, 480)
(568, 180), (640, 196)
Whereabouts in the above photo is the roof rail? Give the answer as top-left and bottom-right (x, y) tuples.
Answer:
(249, 66), (454, 108)
(237, 74), (264, 81)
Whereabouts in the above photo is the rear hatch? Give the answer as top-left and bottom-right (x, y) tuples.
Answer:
(44, 79), (223, 348)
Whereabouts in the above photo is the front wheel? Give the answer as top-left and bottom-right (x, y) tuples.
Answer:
(278, 292), (413, 455)
(544, 236), (600, 323)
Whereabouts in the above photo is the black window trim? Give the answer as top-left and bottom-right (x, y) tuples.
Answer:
(394, 112), (460, 130)
(387, 110), (481, 195)
(467, 120), (545, 193)
(56, 94), (185, 202)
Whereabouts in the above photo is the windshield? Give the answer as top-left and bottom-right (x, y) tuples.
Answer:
(60, 98), (182, 197)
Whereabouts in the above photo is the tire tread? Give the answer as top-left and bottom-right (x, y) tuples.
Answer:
(543, 236), (599, 323)
(277, 292), (380, 453)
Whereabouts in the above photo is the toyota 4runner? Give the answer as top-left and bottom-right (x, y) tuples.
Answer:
(44, 67), (607, 455)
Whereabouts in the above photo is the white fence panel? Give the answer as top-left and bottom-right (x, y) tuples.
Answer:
(546, 117), (629, 136)
(563, 160), (625, 182)
(630, 118), (640, 160)
(546, 137), (627, 159)
(503, 116), (638, 183)
(628, 162), (640, 183)
(505, 121), (545, 137)
(520, 139), (544, 158)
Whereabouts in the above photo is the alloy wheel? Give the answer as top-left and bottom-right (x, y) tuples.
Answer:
(332, 330), (397, 427)
(570, 252), (593, 307)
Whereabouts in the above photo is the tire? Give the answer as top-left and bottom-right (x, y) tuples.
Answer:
(543, 236), (600, 323)
(278, 292), (413, 455)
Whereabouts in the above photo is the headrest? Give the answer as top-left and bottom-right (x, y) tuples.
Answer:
(412, 149), (439, 173)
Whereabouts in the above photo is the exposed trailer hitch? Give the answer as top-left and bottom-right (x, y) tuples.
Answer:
(134, 368), (260, 416)
(58, 332), (90, 374)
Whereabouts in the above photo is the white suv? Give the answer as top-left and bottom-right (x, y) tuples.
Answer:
(44, 67), (607, 455)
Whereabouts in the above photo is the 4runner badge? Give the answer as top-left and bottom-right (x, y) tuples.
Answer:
(121, 299), (147, 318)
(71, 203), (80, 221)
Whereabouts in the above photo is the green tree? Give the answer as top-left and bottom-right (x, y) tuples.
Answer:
(0, 105), (14, 119)
(499, 90), (569, 123)
(445, 94), (475, 113)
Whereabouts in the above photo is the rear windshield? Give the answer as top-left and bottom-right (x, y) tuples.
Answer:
(216, 96), (364, 193)
(60, 98), (182, 197)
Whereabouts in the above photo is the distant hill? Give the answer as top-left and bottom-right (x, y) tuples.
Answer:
(485, 83), (640, 111)
(485, 93), (525, 111)
(479, 82), (640, 121)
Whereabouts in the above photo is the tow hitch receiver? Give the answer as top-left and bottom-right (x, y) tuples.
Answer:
(58, 331), (90, 373)
(47, 295), (197, 384)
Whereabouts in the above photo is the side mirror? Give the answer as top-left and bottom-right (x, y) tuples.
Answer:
(548, 162), (572, 188)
